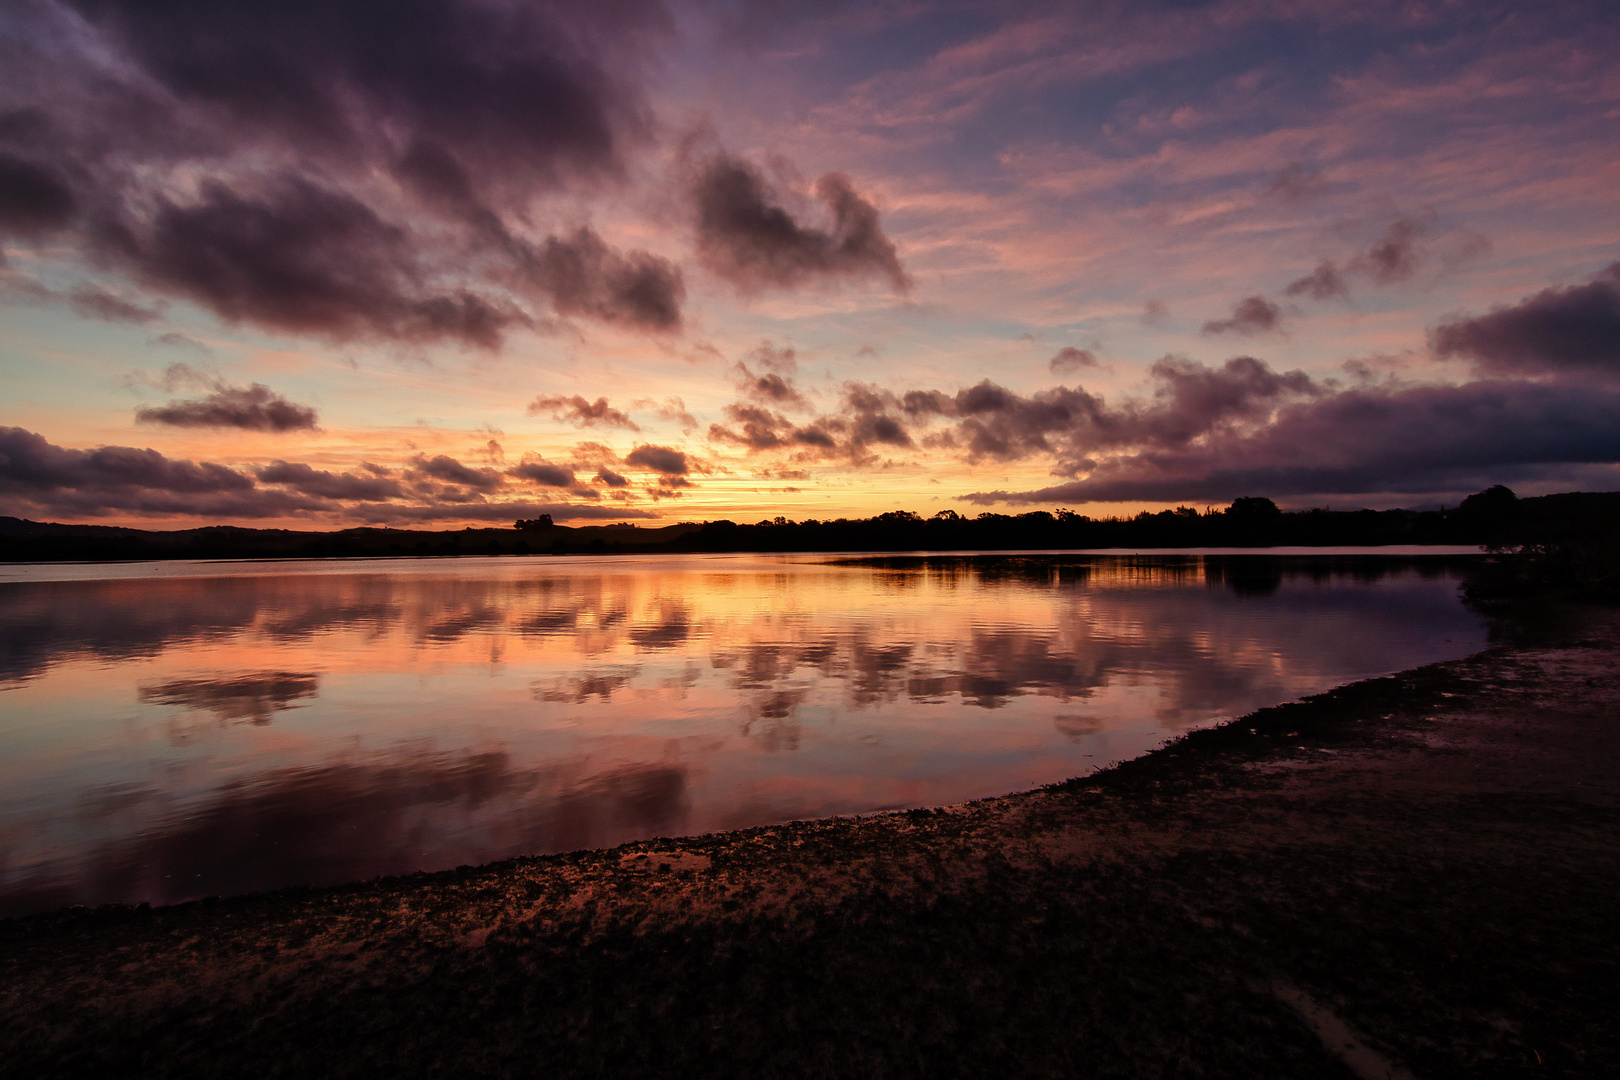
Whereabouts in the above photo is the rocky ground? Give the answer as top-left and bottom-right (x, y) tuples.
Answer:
(1, 598), (1616, 1079)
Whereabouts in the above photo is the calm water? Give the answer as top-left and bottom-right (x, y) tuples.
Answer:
(0, 551), (1489, 916)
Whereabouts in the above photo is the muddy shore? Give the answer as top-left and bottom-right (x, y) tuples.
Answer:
(2, 599), (1616, 1079)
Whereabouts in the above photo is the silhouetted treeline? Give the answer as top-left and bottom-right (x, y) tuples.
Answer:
(681, 490), (1620, 556)
(0, 520), (704, 562)
(1456, 486), (1620, 597)
(2, 488), (1617, 564)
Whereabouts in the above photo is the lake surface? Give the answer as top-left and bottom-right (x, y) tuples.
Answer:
(0, 551), (1490, 917)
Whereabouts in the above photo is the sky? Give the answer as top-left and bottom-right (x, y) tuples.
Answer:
(1, 0), (1618, 529)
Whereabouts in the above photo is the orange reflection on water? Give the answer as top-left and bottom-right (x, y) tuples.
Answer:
(0, 552), (1487, 915)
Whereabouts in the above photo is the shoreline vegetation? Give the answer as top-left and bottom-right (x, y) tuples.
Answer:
(1, 592), (1616, 1077)
(2, 487), (1617, 572)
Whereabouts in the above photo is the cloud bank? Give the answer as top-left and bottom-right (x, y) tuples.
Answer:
(0, 0), (682, 345)
(1432, 264), (1620, 377)
(965, 380), (1620, 505)
(0, 427), (655, 523)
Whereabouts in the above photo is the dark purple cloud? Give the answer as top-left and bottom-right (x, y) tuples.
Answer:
(707, 382), (924, 462)
(137, 382), (319, 432)
(1049, 347), (1100, 374)
(0, 152), (76, 238)
(526, 394), (639, 430)
(693, 154), (908, 292)
(929, 356), (1316, 467)
(624, 444), (690, 475)
(0, 427), (657, 523)
(524, 228), (684, 331)
(707, 404), (818, 452)
(1202, 295), (1282, 336)
(706, 382), (914, 462)
(510, 458), (577, 488)
(965, 379), (1620, 505)
(1361, 216), (1428, 284)
(96, 177), (525, 347)
(366, 501), (656, 524)
(411, 454), (505, 491)
(0, 0), (682, 344)
(0, 425), (316, 519)
(735, 361), (811, 410)
(255, 461), (402, 501)
(746, 370), (807, 406)
(703, 345), (1605, 507)
(1283, 262), (1348, 301)
(1282, 216), (1444, 304)
(709, 356), (1320, 471)
(82, 0), (668, 178)
(1431, 263), (1620, 377)
(0, 425), (254, 496)
(594, 468), (629, 488)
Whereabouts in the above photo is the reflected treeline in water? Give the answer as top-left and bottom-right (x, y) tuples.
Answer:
(0, 554), (1492, 916)
(841, 552), (1473, 593)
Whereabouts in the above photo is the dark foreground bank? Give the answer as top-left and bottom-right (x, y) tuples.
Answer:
(1, 601), (1616, 1079)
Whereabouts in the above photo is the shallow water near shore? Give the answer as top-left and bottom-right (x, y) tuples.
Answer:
(0, 551), (1490, 916)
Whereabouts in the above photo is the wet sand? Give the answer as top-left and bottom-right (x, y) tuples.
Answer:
(2, 600), (1616, 1079)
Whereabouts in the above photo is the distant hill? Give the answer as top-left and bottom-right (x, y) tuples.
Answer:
(1, 488), (1616, 563)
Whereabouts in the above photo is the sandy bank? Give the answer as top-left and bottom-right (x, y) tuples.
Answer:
(2, 600), (1617, 1079)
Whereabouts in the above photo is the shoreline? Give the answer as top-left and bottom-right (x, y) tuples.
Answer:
(2, 597), (1616, 1078)
(0, 544), (1488, 582)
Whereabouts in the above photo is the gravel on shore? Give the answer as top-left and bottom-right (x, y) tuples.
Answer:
(2, 599), (1616, 1079)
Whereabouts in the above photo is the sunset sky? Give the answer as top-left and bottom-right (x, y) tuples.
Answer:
(2, 0), (1617, 528)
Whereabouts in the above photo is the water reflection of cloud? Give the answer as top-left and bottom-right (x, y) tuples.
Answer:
(847, 640), (914, 707)
(536, 665), (641, 703)
(628, 605), (693, 650)
(418, 606), (503, 644)
(1052, 714), (1104, 741)
(0, 555), (1493, 917)
(741, 688), (809, 752)
(656, 664), (704, 696)
(517, 608), (580, 636)
(0, 557), (1483, 756)
(720, 641), (824, 689)
(138, 671), (319, 724)
(0, 579), (260, 683)
(0, 556), (1478, 691)
(1, 752), (689, 917)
